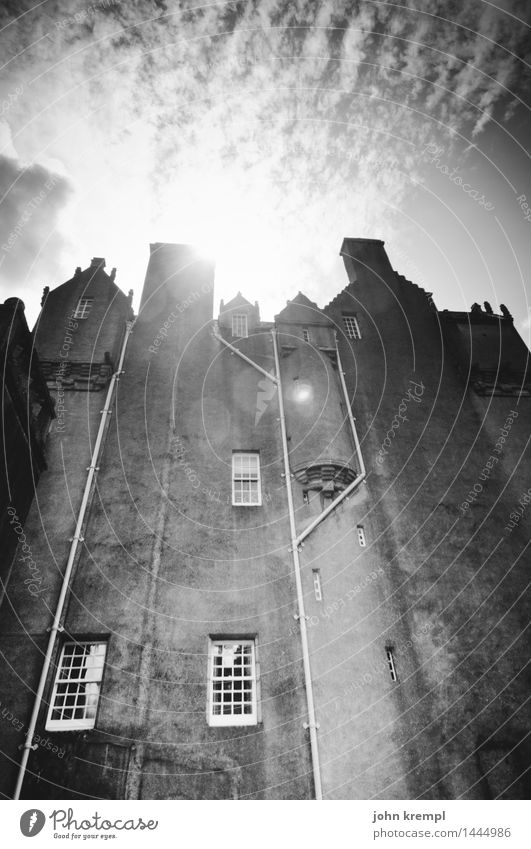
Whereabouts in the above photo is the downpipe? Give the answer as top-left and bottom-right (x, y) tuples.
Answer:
(271, 329), (323, 800)
(13, 319), (135, 800)
(295, 342), (366, 547)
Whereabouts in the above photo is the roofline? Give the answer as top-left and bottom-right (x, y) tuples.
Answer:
(339, 237), (385, 256)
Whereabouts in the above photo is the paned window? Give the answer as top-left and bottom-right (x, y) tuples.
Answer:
(232, 452), (261, 505)
(208, 640), (258, 726)
(73, 298), (93, 319)
(46, 641), (107, 730)
(343, 314), (361, 340)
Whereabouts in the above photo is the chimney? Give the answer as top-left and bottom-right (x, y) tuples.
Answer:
(139, 243), (214, 323)
(339, 237), (398, 307)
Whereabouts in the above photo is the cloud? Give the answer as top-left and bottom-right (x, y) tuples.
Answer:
(0, 0), (529, 320)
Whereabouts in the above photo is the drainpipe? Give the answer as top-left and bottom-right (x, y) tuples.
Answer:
(212, 325), (278, 384)
(295, 343), (366, 547)
(336, 344), (366, 482)
(271, 329), (323, 800)
(13, 319), (135, 800)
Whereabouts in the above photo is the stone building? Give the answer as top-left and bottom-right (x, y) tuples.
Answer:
(0, 238), (528, 800)
(0, 297), (54, 595)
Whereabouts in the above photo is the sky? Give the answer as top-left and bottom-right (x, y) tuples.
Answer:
(0, 0), (530, 338)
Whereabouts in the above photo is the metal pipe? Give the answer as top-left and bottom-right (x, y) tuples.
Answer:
(295, 342), (366, 547)
(13, 320), (135, 800)
(296, 471), (365, 547)
(212, 326), (278, 384)
(336, 344), (366, 480)
(271, 329), (323, 801)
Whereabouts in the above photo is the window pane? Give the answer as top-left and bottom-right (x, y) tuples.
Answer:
(73, 298), (93, 319)
(232, 314), (248, 337)
(232, 453), (261, 506)
(47, 642), (107, 729)
(343, 315), (361, 339)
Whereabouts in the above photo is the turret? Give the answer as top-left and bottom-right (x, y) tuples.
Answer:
(275, 293), (357, 504)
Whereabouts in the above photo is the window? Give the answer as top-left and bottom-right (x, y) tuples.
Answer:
(232, 314), (248, 338)
(208, 639), (258, 726)
(232, 452), (261, 505)
(73, 298), (93, 319)
(386, 647), (397, 682)
(302, 327), (310, 342)
(313, 569), (322, 602)
(357, 525), (366, 547)
(46, 641), (107, 730)
(343, 314), (361, 340)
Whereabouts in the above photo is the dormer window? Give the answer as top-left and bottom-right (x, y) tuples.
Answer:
(73, 298), (93, 319)
(232, 314), (248, 338)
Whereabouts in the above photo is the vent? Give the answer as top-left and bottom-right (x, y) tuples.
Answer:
(312, 570), (322, 602)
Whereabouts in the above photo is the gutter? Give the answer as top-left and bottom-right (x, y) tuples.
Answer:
(271, 329), (323, 800)
(13, 319), (135, 800)
(295, 342), (366, 547)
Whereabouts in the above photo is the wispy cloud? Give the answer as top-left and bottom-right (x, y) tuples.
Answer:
(0, 1), (529, 319)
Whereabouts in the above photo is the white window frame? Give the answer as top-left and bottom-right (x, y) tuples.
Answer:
(207, 639), (258, 726)
(232, 452), (261, 506)
(302, 327), (310, 342)
(73, 297), (94, 319)
(232, 314), (248, 338)
(343, 314), (361, 340)
(46, 641), (107, 731)
(357, 525), (366, 547)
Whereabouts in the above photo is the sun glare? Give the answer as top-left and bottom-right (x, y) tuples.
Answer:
(155, 168), (294, 318)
